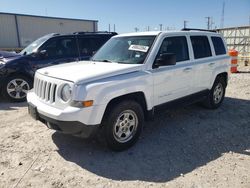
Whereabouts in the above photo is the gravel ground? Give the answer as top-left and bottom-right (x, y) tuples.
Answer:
(0, 66), (249, 188)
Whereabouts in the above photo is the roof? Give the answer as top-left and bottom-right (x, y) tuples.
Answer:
(0, 12), (98, 23)
(116, 30), (222, 37)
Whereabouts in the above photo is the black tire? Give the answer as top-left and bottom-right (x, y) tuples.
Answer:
(202, 76), (226, 109)
(103, 100), (144, 151)
(2, 75), (32, 102)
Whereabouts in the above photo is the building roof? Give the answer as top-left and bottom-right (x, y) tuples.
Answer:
(216, 26), (250, 31)
(0, 12), (98, 23)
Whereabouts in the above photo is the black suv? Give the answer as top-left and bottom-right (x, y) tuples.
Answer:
(0, 32), (117, 102)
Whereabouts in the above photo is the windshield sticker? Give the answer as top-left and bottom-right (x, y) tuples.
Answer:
(129, 45), (149, 53)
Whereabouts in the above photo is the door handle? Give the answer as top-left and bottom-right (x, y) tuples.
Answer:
(209, 63), (215, 67)
(183, 67), (192, 72)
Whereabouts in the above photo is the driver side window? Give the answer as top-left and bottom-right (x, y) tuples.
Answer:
(157, 36), (189, 63)
(40, 37), (77, 59)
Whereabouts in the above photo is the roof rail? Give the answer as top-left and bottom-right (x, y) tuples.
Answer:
(73, 31), (118, 35)
(52, 33), (60, 36)
(181, 28), (217, 33)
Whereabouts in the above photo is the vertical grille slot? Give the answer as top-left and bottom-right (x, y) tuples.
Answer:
(42, 81), (47, 99)
(45, 83), (51, 101)
(49, 84), (56, 103)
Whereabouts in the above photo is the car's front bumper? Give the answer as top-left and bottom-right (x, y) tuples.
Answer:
(28, 102), (100, 138)
(27, 91), (106, 125)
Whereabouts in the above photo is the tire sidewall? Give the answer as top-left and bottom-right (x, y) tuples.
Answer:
(104, 101), (144, 151)
(209, 77), (226, 109)
(2, 75), (32, 102)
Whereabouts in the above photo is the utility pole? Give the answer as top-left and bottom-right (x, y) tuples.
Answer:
(184, 20), (188, 29)
(134, 27), (139, 32)
(205, 17), (211, 30)
(220, 1), (225, 28)
(159, 24), (163, 31)
(108, 24), (111, 32)
(113, 24), (116, 32)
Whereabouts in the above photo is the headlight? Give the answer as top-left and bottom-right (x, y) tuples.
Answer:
(61, 84), (72, 102)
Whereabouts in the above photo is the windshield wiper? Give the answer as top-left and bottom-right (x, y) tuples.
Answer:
(93, 59), (114, 63)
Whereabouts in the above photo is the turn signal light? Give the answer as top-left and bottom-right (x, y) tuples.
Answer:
(82, 100), (94, 107)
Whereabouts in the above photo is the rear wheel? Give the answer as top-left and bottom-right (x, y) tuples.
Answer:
(2, 75), (32, 102)
(202, 76), (226, 109)
(103, 100), (144, 151)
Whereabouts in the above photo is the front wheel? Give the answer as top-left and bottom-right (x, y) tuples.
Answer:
(203, 77), (226, 109)
(103, 100), (144, 151)
(2, 75), (32, 102)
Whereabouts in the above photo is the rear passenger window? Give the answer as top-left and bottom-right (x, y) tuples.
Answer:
(191, 36), (212, 59)
(158, 36), (189, 62)
(211, 37), (226, 55)
(78, 37), (104, 57)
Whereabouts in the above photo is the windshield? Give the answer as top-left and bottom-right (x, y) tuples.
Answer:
(20, 35), (52, 55)
(92, 36), (156, 64)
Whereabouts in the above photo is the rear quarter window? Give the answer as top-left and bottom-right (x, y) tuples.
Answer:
(191, 36), (212, 59)
(211, 36), (226, 55)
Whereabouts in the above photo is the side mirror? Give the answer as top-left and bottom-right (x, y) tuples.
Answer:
(153, 53), (176, 68)
(39, 50), (47, 56)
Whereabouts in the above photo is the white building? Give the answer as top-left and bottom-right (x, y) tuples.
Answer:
(217, 26), (250, 63)
(0, 12), (98, 49)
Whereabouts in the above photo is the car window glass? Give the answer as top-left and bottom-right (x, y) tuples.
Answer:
(40, 38), (78, 59)
(211, 37), (226, 55)
(78, 37), (104, 57)
(158, 36), (189, 62)
(191, 36), (212, 59)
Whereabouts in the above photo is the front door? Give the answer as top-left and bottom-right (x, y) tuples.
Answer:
(29, 37), (79, 75)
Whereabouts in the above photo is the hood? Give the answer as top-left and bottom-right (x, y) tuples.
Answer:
(37, 61), (143, 84)
(0, 50), (21, 60)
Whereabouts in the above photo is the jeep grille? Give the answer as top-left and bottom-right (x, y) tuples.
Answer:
(34, 77), (57, 103)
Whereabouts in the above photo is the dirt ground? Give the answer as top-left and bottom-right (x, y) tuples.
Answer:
(0, 66), (249, 188)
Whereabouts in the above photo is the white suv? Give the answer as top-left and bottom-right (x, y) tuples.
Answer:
(27, 29), (231, 151)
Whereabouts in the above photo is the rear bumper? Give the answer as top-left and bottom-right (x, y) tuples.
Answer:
(28, 102), (100, 138)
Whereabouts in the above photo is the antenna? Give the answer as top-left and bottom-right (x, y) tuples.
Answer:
(220, 1), (225, 28)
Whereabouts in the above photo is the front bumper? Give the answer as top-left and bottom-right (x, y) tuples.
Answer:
(27, 91), (106, 125)
(28, 102), (100, 138)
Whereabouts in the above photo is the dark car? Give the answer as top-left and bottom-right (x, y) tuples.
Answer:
(0, 31), (117, 102)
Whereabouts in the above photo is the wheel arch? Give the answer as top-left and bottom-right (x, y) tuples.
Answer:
(210, 71), (228, 89)
(102, 92), (149, 124)
(216, 72), (228, 86)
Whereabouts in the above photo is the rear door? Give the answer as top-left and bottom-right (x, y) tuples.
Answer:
(152, 35), (194, 106)
(189, 35), (214, 91)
